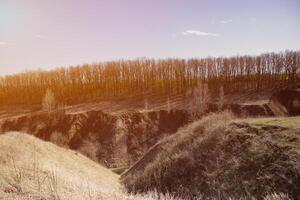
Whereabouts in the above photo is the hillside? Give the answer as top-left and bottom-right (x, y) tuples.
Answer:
(1, 1), (299, 200)
(0, 132), (190, 200)
(0, 86), (298, 120)
(0, 89), (298, 199)
(121, 112), (300, 199)
(0, 87), (275, 118)
(0, 132), (121, 199)
(0, 87), (298, 169)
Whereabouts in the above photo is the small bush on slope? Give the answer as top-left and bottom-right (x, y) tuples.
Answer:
(121, 111), (300, 199)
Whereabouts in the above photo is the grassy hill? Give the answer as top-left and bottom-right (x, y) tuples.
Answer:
(121, 112), (300, 199)
(0, 87), (299, 199)
(0, 132), (120, 199)
(0, 132), (188, 200)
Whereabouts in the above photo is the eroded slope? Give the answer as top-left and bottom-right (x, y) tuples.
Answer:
(121, 113), (300, 199)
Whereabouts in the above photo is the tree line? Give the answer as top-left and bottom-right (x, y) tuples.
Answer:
(0, 50), (299, 106)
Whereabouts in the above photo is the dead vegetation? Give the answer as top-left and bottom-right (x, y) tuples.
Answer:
(0, 132), (190, 200)
(0, 132), (119, 199)
(121, 111), (300, 199)
(0, 86), (298, 199)
(0, 113), (299, 199)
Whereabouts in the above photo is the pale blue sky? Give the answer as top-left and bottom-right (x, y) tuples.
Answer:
(0, 0), (299, 75)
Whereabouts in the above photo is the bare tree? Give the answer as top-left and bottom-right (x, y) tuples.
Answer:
(42, 89), (56, 114)
(166, 97), (171, 113)
(189, 82), (211, 118)
(218, 85), (225, 111)
(0, 51), (298, 106)
(144, 98), (149, 111)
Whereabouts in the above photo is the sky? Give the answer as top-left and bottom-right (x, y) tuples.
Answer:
(0, 0), (299, 75)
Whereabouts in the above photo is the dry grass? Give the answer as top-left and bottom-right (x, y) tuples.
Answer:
(122, 111), (299, 199)
(0, 115), (298, 199)
(0, 132), (190, 200)
(263, 193), (291, 200)
(0, 132), (118, 199)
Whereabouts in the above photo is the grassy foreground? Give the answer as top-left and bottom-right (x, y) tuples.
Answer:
(121, 112), (300, 199)
(0, 132), (183, 200)
(1, 115), (299, 199)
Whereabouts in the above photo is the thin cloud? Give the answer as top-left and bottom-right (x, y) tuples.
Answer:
(220, 19), (232, 24)
(0, 41), (8, 45)
(35, 34), (47, 39)
(182, 30), (218, 37)
(0, 41), (15, 46)
(250, 17), (257, 24)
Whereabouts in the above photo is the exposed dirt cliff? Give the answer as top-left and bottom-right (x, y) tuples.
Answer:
(0, 110), (190, 167)
(268, 88), (300, 116)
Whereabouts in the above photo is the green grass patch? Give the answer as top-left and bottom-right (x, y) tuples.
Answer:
(111, 166), (128, 175)
(240, 116), (300, 129)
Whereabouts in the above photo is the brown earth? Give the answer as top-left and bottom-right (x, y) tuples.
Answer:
(0, 109), (190, 167)
(268, 88), (300, 116)
(0, 102), (276, 168)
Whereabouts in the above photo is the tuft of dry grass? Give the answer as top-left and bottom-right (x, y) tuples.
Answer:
(121, 111), (299, 199)
(263, 193), (291, 200)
